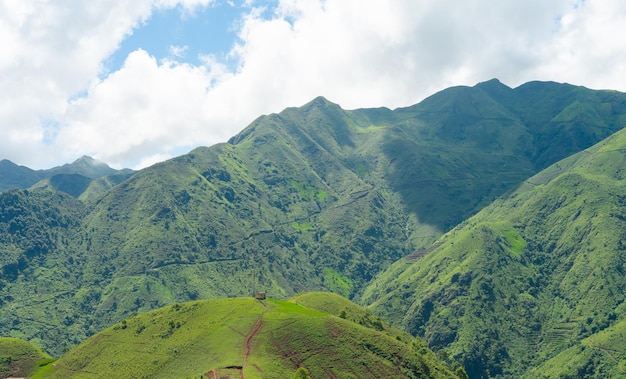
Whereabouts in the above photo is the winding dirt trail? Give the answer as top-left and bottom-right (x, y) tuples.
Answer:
(591, 345), (620, 364)
(243, 314), (265, 369)
(203, 302), (267, 379)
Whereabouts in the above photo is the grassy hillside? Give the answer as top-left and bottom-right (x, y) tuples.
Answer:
(30, 171), (135, 200)
(527, 317), (626, 378)
(37, 293), (465, 379)
(0, 337), (53, 378)
(31, 174), (94, 198)
(2, 80), (626, 358)
(363, 127), (626, 377)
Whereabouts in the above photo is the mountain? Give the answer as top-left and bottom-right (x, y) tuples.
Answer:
(38, 293), (466, 379)
(2, 79), (626, 362)
(45, 156), (128, 179)
(0, 337), (52, 378)
(0, 160), (45, 191)
(0, 155), (134, 196)
(31, 171), (135, 200)
(362, 126), (626, 378)
(528, 317), (626, 378)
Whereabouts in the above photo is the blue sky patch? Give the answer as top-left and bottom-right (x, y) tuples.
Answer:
(103, 1), (279, 76)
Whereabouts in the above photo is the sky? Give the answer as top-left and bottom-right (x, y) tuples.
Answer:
(1, 0), (625, 170)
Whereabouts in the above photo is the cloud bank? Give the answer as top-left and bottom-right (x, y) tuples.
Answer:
(1, 0), (625, 169)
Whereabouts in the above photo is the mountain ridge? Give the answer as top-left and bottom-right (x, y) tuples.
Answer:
(0, 155), (135, 195)
(363, 125), (626, 378)
(1, 79), (626, 375)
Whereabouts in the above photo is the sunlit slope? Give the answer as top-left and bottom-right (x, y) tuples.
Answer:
(364, 129), (626, 377)
(0, 337), (52, 378)
(526, 316), (626, 378)
(3, 80), (626, 356)
(39, 293), (464, 379)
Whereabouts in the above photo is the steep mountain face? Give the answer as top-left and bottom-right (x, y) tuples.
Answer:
(39, 293), (465, 379)
(363, 128), (626, 378)
(1, 80), (626, 359)
(0, 189), (86, 350)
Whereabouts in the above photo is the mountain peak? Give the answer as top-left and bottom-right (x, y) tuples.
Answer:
(73, 155), (107, 166)
(46, 155), (119, 179)
(0, 159), (18, 168)
(476, 78), (510, 90)
(474, 78), (514, 102)
(303, 96), (339, 109)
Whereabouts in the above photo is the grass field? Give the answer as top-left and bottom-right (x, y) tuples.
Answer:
(35, 293), (463, 378)
(0, 337), (53, 378)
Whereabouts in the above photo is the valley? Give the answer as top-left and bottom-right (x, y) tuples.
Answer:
(2, 79), (626, 377)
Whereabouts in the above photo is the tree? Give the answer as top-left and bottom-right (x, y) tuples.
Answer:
(293, 367), (313, 379)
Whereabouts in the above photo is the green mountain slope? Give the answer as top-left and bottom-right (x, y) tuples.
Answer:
(0, 160), (45, 192)
(38, 293), (465, 379)
(31, 171), (135, 200)
(2, 80), (626, 358)
(0, 189), (86, 351)
(528, 316), (626, 379)
(363, 127), (626, 377)
(31, 174), (94, 198)
(44, 156), (127, 179)
(0, 155), (134, 196)
(0, 337), (52, 378)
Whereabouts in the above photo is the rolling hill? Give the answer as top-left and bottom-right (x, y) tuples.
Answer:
(36, 293), (465, 379)
(0, 337), (52, 378)
(1, 78), (626, 364)
(363, 123), (626, 378)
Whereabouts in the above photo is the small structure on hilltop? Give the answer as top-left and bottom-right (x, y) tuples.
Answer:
(255, 291), (266, 300)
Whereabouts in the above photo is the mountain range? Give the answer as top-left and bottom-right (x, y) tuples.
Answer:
(363, 125), (626, 378)
(2, 79), (626, 377)
(0, 155), (134, 198)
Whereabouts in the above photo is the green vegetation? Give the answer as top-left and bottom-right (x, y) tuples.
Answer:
(527, 317), (626, 378)
(2, 79), (626, 379)
(364, 127), (626, 377)
(292, 220), (314, 232)
(39, 293), (463, 379)
(501, 227), (526, 256)
(0, 337), (53, 378)
(291, 180), (328, 202)
(2, 155), (134, 196)
(322, 268), (354, 297)
(293, 367), (313, 379)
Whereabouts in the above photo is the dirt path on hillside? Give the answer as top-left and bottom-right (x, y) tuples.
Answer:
(591, 345), (621, 364)
(203, 304), (266, 379)
(588, 345), (626, 375)
(243, 314), (264, 369)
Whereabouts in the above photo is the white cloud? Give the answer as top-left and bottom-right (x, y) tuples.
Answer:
(155, 0), (214, 14)
(0, 1), (146, 166)
(1, 0), (626, 169)
(169, 44), (189, 58)
(59, 49), (221, 168)
(534, 0), (626, 89)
